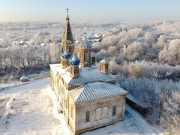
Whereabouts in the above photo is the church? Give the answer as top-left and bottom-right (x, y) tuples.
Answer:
(50, 9), (128, 135)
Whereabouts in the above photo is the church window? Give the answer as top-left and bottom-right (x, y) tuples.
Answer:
(71, 105), (73, 119)
(103, 65), (106, 73)
(62, 78), (64, 84)
(95, 108), (101, 120)
(69, 48), (72, 54)
(75, 67), (79, 74)
(78, 53), (80, 59)
(86, 111), (90, 122)
(100, 64), (102, 71)
(70, 67), (73, 74)
(112, 105), (116, 116)
(102, 107), (108, 118)
(85, 52), (89, 62)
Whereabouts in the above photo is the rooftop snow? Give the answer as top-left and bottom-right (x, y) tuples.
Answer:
(76, 38), (92, 49)
(68, 82), (128, 103)
(127, 94), (149, 108)
(50, 64), (115, 85)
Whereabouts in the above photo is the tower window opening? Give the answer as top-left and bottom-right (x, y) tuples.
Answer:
(112, 105), (116, 116)
(86, 111), (90, 122)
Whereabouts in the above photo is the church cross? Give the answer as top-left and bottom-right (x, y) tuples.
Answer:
(66, 8), (69, 16)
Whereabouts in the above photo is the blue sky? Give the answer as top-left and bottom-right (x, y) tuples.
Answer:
(0, 0), (180, 23)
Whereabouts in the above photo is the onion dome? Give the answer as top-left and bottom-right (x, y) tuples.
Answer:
(69, 53), (80, 65)
(61, 50), (71, 59)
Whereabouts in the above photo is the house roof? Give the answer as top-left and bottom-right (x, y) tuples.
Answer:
(49, 64), (115, 85)
(127, 94), (149, 108)
(68, 82), (128, 103)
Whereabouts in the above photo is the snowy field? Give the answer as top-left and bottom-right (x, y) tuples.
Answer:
(0, 78), (164, 135)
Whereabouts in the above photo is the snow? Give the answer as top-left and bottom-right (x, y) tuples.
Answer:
(0, 81), (22, 91)
(0, 78), (70, 135)
(91, 52), (95, 57)
(20, 76), (29, 81)
(50, 64), (115, 85)
(0, 78), (162, 135)
(100, 58), (108, 64)
(68, 82), (127, 103)
(40, 43), (46, 46)
(19, 41), (25, 44)
(127, 94), (149, 108)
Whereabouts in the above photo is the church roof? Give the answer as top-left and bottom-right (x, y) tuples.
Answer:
(100, 58), (108, 64)
(68, 82), (128, 103)
(76, 38), (92, 49)
(49, 64), (115, 85)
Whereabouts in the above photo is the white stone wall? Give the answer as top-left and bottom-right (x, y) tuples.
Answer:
(75, 95), (126, 132)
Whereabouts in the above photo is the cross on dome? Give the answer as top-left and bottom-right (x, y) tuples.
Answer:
(66, 8), (69, 20)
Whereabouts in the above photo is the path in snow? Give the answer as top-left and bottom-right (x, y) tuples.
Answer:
(0, 78), (70, 135)
(0, 78), (161, 135)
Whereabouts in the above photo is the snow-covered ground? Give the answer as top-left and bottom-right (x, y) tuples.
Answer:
(0, 71), (49, 92)
(0, 78), (163, 135)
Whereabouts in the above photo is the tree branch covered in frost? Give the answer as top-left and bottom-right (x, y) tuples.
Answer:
(107, 60), (180, 80)
(0, 30), (60, 80)
(159, 39), (180, 65)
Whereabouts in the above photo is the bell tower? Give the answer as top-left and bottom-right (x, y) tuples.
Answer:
(77, 38), (92, 67)
(61, 8), (74, 55)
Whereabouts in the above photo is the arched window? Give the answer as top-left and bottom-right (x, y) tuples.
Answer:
(85, 52), (89, 62)
(95, 108), (101, 120)
(112, 105), (116, 116)
(71, 105), (73, 119)
(86, 111), (90, 122)
(102, 107), (108, 119)
(103, 65), (106, 73)
(70, 67), (74, 74)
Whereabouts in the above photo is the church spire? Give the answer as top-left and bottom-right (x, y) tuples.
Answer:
(66, 8), (69, 20)
(61, 8), (74, 55)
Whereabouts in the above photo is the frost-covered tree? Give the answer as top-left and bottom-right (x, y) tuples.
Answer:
(159, 39), (180, 65)
(160, 90), (180, 134)
(118, 76), (179, 129)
